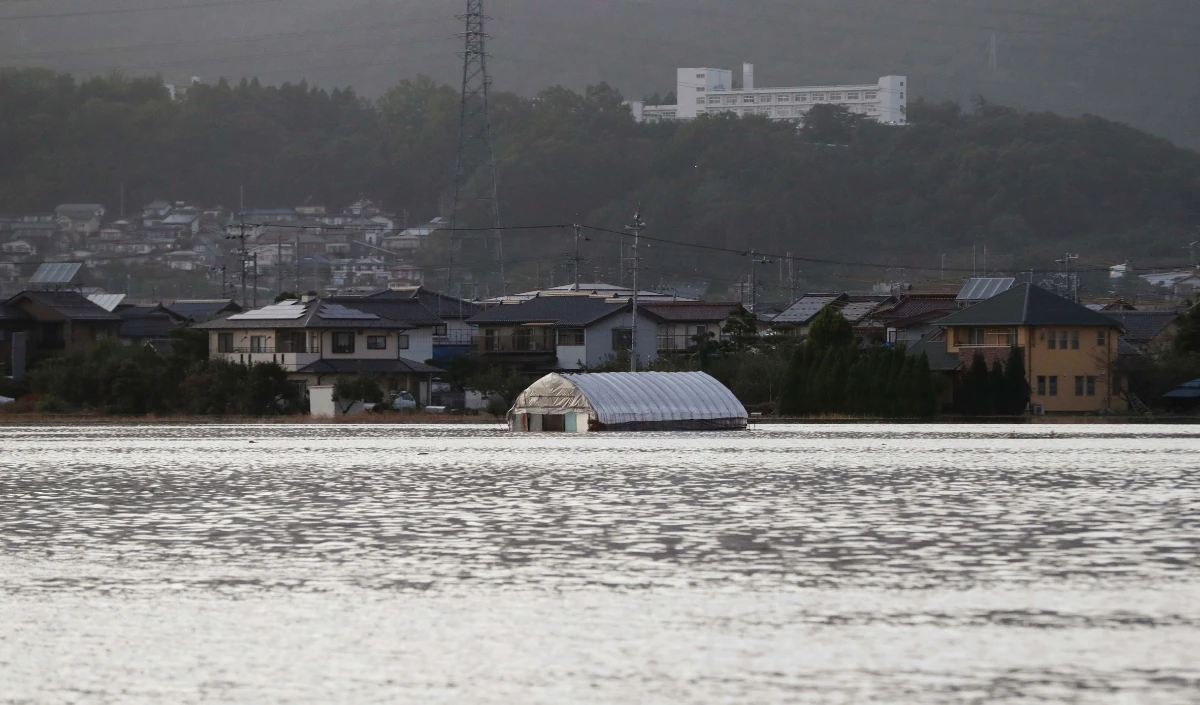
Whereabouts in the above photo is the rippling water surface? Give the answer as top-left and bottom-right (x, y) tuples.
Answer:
(1, 424), (1198, 703)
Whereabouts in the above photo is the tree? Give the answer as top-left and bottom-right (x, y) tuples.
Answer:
(1173, 303), (1200, 356)
(274, 291), (299, 303)
(1004, 345), (1031, 414)
(989, 360), (1009, 416)
(333, 372), (384, 412)
(965, 353), (993, 415)
(806, 306), (854, 350)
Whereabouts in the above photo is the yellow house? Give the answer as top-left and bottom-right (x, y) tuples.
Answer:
(937, 283), (1126, 413)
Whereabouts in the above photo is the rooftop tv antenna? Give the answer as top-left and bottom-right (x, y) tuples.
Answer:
(448, 0), (505, 294)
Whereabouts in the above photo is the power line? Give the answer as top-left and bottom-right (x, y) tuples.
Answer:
(0, 0), (288, 21)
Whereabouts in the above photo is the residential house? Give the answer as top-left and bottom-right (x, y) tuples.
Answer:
(55, 204), (106, 235)
(1, 290), (120, 359)
(1101, 310), (1181, 358)
(638, 301), (747, 351)
(388, 263), (423, 287)
(160, 212), (201, 236)
(115, 304), (188, 350)
(364, 286), (485, 360)
(1139, 271), (1200, 299)
(163, 250), (207, 271)
(0, 239), (36, 258)
(195, 297), (440, 403)
(141, 200), (173, 225)
(935, 283), (1126, 413)
(872, 293), (959, 347)
(467, 294), (660, 371)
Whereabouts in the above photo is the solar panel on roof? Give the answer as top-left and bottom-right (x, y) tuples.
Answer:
(86, 293), (126, 312)
(318, 303), (378, 320)
(28, 262), (82, 285)
(228, 301), (307, 320)
(956, 277), (1015, 301)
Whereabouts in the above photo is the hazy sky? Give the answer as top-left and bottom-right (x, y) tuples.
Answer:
(3, 0), (1198, 147)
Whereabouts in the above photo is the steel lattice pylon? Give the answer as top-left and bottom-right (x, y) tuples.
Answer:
(449, 0), (504, 294)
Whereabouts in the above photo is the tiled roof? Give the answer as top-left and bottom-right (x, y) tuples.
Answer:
(840, 297), (893, 323)
(326, 297), (445, 327)
(118, 312), (181, 339)
(906, 339), (962, 371)
(166, 299), (242, 321)
(0, 301), (32, 321)
(296, 358), (442, 375)
(196, 299), (411, 330)
(366, 287), (484, 319)
(467, 295), (628, 327)
(7, 290), (120, 321)
(1101, 311), (1178, 342)
(639, 301), (744, 322)
(876, 295), (958, 321)
(936, 284), (1122, 328)
(772, 293), (846, 324)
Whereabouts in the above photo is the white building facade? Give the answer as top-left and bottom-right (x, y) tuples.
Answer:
(631, 63), (906, 126)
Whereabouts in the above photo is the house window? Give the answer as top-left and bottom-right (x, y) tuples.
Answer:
(796, 94), (807, 102)
(1037, 376), (1046, 396)
(1075, 376), (1084, 396)
(217, 332), (233, 353)
(1048, 376), (1058, 396)
(696, 73), (705, 79)
(696, 86), (705, 92)
(726, 96), (738, 105)
(1071, 331), (1080, 349)
(1047, 331), (1057, 350)
(367, 335), (387, 350)
(557, 328), (585, 346)
(397, 334), (409, 350)
(696, 97), (706, 104)
(332, 331), (355, 354)
(434, 324), (447, 336)
(708, 96), (721, 104)
(743, 96), (755, 104)
(966, 328), (986, 345)
(694, 324), (709, 338)
(758, 95), (772, 103)
(1097, 330), (1106, 346)
(829, 93), (843, 100)
(250, 336), (267, 353)
(612, 327), (633, 351)
(777, 94), (790, 102)
(1087, 376), (1096, 396)
(1059, 331), (1069, 349)
(846, 91), (860, 100)
(865, 92), (877, 100)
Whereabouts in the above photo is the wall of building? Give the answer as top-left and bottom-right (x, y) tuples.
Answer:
(583, 312), (659, 368)
(209, 326), (431, 369)
(946, 325), (1124, 413)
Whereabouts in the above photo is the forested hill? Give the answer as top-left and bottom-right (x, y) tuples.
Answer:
(2, 68), (1199, 285)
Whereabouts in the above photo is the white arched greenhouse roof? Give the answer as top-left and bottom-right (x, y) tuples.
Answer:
(511, 371), (747, 426)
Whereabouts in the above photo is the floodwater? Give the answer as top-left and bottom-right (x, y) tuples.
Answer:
(0, 424), (1198, 704)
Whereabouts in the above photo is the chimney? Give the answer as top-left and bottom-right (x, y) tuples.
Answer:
(742, 63), (755, 91)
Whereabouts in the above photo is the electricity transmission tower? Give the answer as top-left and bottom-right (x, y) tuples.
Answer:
(449, 0), (505, 294)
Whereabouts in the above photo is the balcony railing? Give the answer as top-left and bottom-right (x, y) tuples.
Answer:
(475, 334), (556, 354)
(223, 343), (319, 354)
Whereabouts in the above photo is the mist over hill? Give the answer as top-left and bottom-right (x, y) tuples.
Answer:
(2, 0), (1200, 148)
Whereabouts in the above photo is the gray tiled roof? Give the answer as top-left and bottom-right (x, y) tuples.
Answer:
(467, 295), (628, 327)
(906, 340), (961, 371)
(326, 297), (445, 327)
(772, 293), (846, 324)
(7, 290), (120, 321)
(937, 284), (1122, 328)
(368, 287), (485, 319)
(1101, 311), (1178, 342)
(296, 358), (443, 375)
(195, 299), (411, 330)
(167, 299), (242, 322)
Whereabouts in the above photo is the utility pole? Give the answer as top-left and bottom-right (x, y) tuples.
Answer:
(277, 233), (283, 295)
(1056, 253), (1079, 301)
(1185, 240), (1198, 268)
(295, 236), (300, 293)
(252, 252), (259, 308)
(941, 253), (946, 281)
(226, 222), (248, 308)
(569, 223), (589, 291)
(625, 210), (646, 372)
(748, 250), (773, 313)
(988, 31), (998, 75)
(449, 0), (504, 294)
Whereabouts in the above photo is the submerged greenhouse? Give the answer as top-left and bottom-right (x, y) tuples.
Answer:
(508, 371), (748, 432)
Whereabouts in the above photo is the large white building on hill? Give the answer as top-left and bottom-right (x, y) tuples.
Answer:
(630, 63), (907, 126)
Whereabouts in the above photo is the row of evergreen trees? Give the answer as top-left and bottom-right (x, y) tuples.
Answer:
(777, 307), (938, 417)
(953, 347), (1032, 416)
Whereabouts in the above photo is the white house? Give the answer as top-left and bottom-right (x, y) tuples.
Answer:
(195, 296), (441, 403)
(467, 294), (661, 371)
(631, 63), (906, 125)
